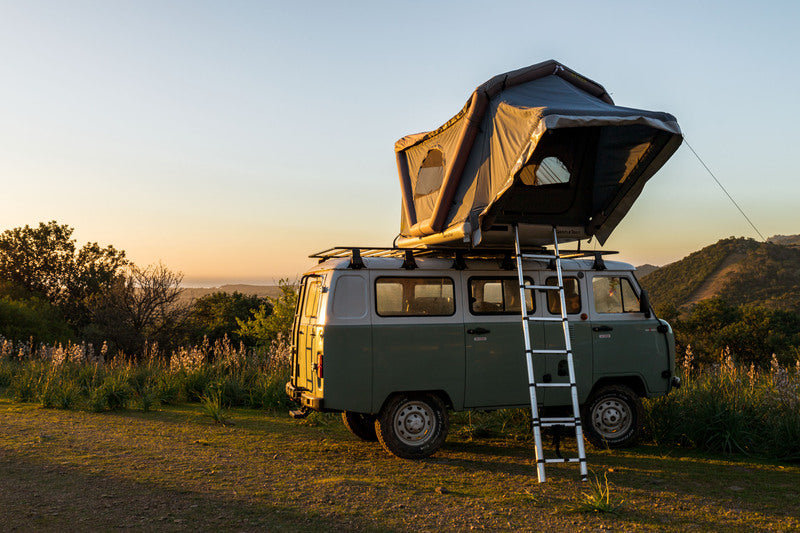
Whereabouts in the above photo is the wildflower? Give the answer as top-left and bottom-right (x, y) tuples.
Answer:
(682, 345), (694, 376)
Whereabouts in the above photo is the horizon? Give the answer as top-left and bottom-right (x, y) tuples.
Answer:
(179, 233), (795, 288)
(2, 2), (798, 282)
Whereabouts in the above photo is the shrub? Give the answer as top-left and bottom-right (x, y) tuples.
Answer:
(95, 371), (133, 411)
(644, 355), (800, 460)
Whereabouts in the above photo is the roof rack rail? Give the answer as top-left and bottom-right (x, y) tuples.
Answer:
(310, 246), (619, 267)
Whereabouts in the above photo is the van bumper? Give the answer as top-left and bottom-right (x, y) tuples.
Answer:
(285, 381), (324, 411)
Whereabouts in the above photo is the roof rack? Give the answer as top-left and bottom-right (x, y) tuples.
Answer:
(309, 246), (618, 270)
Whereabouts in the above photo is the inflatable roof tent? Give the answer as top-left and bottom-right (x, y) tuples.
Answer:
(394, 60), (682, 249)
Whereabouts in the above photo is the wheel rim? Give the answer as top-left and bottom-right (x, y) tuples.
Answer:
(591, 397), (632, 439)
(393, 400), (435, 446)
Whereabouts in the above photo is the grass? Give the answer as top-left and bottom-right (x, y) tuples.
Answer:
(2, 336), (800, 462)
(201, 389), (232, 426)
(0, 399), (798, 531)
(644, 354), (800, 460)
(570, 471), (624, 514)
(0, 335), (294, 414)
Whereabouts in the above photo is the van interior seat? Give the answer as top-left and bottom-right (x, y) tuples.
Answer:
(409, 296), (451, 315)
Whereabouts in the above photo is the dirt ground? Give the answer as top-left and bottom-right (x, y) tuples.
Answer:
(1, 400), (798, 532)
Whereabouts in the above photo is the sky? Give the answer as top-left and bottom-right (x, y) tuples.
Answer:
(1, 1), (798, 286)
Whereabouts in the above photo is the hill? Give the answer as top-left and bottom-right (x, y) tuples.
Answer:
(639, 236), (800, 311)
(634, 263), (660, 278)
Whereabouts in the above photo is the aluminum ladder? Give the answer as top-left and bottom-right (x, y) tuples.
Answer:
(514, 225), (588, 482)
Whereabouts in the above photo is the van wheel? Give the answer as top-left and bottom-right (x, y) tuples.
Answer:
(341, 411), (378, 442)
(582, 385), (643, 448)
(376, 393), (449, 459)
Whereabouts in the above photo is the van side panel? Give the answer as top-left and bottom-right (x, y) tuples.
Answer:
(464, 319), (537, 408)
(544, 321), (594, 405)
(320, 324), (373, 412)
(592, 318), (670, 395)
(588, 272), (672, 396)
(370, 322), (465, 412)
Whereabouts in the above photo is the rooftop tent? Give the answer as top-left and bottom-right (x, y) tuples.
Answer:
(394, 60), (682, 248)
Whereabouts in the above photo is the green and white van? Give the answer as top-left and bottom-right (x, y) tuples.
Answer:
(286, 248), (678, 459)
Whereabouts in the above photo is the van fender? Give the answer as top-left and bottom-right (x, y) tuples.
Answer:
(586, 375), (647, 403)
(376, 389), (454, 415)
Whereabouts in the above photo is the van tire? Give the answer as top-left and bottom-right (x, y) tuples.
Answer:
(341, 411), (378, 442)
(582, 384), (643, 448)
(376, 393), (449, 459)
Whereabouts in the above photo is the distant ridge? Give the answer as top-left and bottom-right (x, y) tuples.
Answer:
(640, 235), (800, 311)
(767, 234), (800, 247)
(180, 284), (282, 302)
(634, 264), (660, 278)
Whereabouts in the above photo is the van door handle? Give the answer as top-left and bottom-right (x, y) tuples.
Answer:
(593, 325), (613, 332)
(467, 327), (491, 335)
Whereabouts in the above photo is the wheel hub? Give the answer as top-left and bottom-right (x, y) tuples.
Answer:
(394, 402), (434, 445)
(592, 398), (631, 438)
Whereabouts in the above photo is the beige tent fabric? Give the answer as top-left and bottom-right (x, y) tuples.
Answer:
(394, 60), (682, 249)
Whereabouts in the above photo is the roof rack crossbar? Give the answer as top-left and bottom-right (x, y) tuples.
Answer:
(309, 246), (619, 264)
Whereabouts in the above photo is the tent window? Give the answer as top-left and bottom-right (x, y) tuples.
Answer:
(520, 156), (571, 186)
(415, 149), (445, 197)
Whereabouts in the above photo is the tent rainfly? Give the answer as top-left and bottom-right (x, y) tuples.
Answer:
(394, 59), (683, 249)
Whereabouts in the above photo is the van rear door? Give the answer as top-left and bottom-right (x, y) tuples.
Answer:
(294, 274), (326, 396)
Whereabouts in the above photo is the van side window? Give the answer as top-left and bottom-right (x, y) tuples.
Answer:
(469, 278), (534, 314)
(375, 277), (455, 317)
(545, 277), (582, 314)
(592, 276), (640, 313)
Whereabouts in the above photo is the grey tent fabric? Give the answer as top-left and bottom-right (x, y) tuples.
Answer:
(394, 60), (682, 248)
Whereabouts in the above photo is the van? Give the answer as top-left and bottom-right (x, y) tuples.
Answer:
(285, 247), (679, 459)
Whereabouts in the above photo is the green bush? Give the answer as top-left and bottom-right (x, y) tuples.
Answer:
(0, 295), (73, 344)
(644, 357), (800, 460)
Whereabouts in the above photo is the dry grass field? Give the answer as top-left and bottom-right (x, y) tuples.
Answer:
(1, 400), (798, 532)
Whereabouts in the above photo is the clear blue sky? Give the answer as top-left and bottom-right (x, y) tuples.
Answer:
(1, 1), (798, 285)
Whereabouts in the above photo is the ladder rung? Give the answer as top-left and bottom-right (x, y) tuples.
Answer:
(519, 253), (557, 260)
(534, 382), (574, 388)
(522, 284), (560, 291)
(526, 316), (565, 322)
(544, 458), (584, 464)
(527, 349), (569, 354)
(541, 417), (579, 424)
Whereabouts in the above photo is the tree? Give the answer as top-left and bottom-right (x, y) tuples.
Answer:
(0, 221), (126, 329)
(87, 263), (189, 357)
(186, 291), (272, 345)
(236, 280), (297, 346)
(0, 295), (73, 344)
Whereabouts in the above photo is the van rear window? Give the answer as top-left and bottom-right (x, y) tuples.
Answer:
(375, 277), (455, 317)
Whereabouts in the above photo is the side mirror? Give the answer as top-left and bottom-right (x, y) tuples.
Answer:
(639, 289), (652, 319)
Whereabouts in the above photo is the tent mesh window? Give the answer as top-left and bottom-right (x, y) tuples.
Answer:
(414, 149), (445, 197)
(519, 156), (571, 186)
